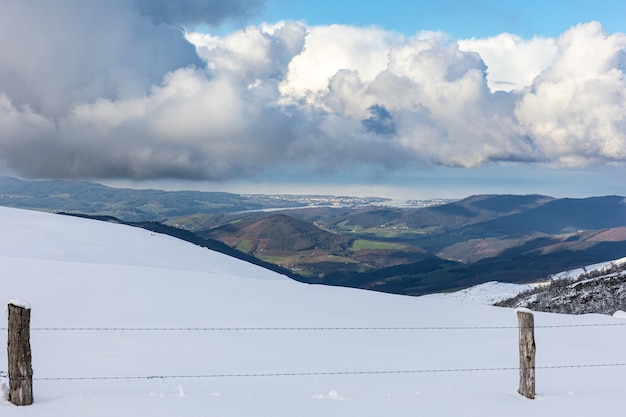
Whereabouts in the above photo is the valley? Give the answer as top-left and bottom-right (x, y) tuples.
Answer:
(4, 176), (626, 296)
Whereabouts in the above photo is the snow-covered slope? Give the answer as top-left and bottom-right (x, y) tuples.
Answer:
(423, 281), (534, 304)
(550, 257), (626, 281)
(426, 258), (626, 312)
(1, 206), (626, 416)
(497, 258), (626, 315)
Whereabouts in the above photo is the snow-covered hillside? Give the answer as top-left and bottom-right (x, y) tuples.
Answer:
(426, 258), (626, 315)
(424, 281), (534, 305)
(1, 206), (626, 416)
(497, 258), (626, 315)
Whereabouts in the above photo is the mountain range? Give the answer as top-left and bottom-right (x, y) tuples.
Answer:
(171, 194), (626, 294)
(3, 176), (626, 295)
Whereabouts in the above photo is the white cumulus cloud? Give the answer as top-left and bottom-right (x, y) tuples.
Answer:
(0, 2), (625, 183)
(458, 33), (558, 91)
(516, 22), (626, 166)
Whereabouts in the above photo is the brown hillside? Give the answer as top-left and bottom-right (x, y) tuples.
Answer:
(588, 227), (626, 242)
(199, 214), (352, 255)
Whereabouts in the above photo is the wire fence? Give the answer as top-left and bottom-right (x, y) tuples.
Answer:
(1, 320), (625, 382)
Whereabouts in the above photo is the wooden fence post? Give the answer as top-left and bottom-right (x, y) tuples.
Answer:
(7, 300), (33, 406)
(517, 308), (535, 399)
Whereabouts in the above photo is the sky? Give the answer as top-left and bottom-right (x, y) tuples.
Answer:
(1, 1), (626, 199)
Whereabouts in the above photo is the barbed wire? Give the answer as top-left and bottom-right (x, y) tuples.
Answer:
(0, 322), (624, 332)
(2, 363), (625, 382)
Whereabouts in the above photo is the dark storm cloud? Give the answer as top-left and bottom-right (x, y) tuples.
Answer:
(0, 0), (202, 116)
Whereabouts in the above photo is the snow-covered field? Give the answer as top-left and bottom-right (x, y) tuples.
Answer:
(1, 206), (626, 416)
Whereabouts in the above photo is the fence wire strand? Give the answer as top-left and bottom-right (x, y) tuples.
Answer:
(2, 363), (625, 382)
(1, 322), (625, 332)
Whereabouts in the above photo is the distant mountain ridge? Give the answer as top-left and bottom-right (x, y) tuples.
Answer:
(0, 176), (385, 221)
(4, 177), (626, 296)
(471, 196), (626, 235)
(164, 194), (626, 294)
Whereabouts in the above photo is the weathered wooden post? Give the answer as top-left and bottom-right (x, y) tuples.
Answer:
(7, 300), (33, 406)
(517, 308), (535, 399)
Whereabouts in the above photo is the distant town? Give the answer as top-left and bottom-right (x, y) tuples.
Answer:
(241, 194), (454, 210)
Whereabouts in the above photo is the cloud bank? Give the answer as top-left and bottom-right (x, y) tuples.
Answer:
(1, 1), (625, 182)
